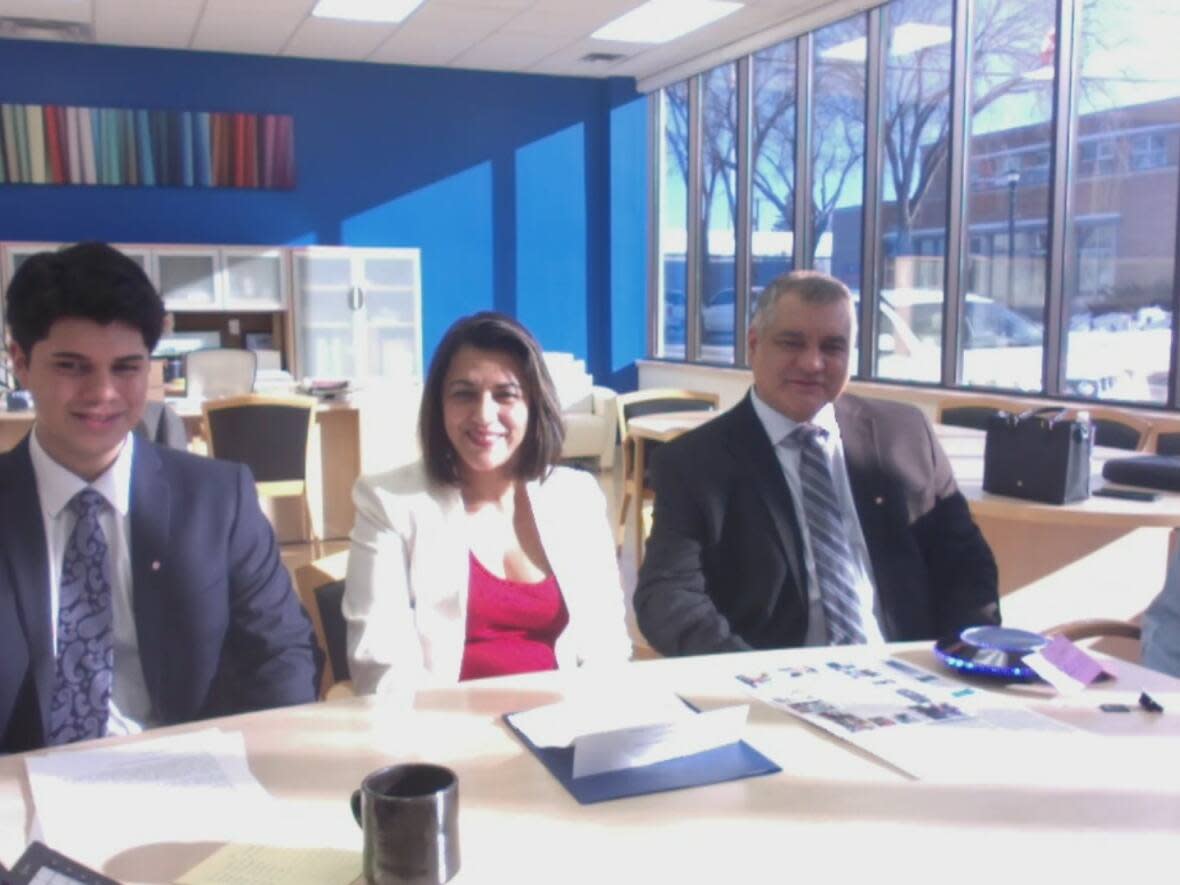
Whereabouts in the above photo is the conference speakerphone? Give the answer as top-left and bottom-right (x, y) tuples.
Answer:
(934, 625), (1048, 681)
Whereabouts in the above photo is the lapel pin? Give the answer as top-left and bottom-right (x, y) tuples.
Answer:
(874, 496), (885, 506)
(151, 560), (162, 571)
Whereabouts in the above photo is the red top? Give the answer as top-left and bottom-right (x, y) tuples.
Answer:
(458, 552), (569, 681)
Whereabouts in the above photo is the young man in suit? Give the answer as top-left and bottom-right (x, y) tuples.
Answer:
(0, 242), (320, 753)
(634, 270), (1000, 656)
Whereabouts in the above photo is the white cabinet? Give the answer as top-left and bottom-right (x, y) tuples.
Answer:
(1, 241), (419, 384)
(157, 246), (287, 312)
(2, 242), (151, 290)
(222, 248), (288, 311)
(3, 242), (60, 289)
(292, 247), (422, 384)
(156, 247), (220, 311)
(1, 243), (152, 342)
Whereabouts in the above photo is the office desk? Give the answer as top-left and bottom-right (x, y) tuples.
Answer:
(0, 401), (361, 541)
(1, 646), (1177, 883)
(626, 412), (1180, 626)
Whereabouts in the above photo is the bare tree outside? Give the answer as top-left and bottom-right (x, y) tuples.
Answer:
(655, 0), (1180, 403)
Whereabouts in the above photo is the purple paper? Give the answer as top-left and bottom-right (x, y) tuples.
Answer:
(1039, 635), (1109, 685)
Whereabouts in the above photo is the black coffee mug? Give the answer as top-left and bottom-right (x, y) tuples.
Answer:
(351, 763), (460, 885)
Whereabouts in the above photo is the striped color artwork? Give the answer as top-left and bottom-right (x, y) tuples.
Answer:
(0, 103), (295, 189)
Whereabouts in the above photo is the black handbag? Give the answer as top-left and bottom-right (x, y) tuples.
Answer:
(982, 407), (1093, 504)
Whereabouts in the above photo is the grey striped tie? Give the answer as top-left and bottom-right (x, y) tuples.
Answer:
(791, 424), (866, 645)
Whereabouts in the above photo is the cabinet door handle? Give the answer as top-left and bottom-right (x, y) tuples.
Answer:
(356, 286), (366, 311)
(348, 285), (361, 311)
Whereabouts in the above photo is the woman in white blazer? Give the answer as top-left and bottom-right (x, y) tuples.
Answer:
(344, 312), (632, 696)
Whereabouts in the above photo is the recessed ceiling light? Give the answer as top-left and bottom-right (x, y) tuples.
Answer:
(311, 0), (425, 24)
(592, 1), (742, 45)
(0, 16), (94, 42)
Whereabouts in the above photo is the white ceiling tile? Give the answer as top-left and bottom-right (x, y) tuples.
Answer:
(527, 37), (644, 75)
(0, 0), (866, 79)
(190, 0), (310, 55)
(369, 42), (474, 67)
(528, 0), (634, 10)
(283, 16), (398, 60)
(499, 7), (618, 38)
(423, 0), (533, 8)
(527, 0), (637, 18)
(367, 25), (488, 65)
(0, 0), (91, 22)
(451, 31), (566, 70)
(528, 55), (637, 78)
(95, 0), (204, 48)
(406, 2), (519, 31)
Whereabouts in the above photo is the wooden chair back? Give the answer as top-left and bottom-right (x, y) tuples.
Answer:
(203, 394), (322, 552)
(614, 388), (720, 534)
(294, 550), (352, 699)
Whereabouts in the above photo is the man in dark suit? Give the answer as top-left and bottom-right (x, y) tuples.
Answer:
(0, 242), (320, 753)
(634, 271), (999, 656)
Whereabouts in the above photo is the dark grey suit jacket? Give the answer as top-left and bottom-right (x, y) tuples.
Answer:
(0, 435), (321, 753)
(634, 392), (1000, 655)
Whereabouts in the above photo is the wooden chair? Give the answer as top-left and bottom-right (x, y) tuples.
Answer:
(1044, 618), (1142, 666)
(1144, 414), (1180, 455)
(294, 550), (353, 699)
(615, 388), (720, 538)
(1062, 406), (1153, 452)
(938, 397), (1153, 452)
(934, 396), (1028, 431)
(202, 394), (322, 555)
(1155, 432), (1180, 456)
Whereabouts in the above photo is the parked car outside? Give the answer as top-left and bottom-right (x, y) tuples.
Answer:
(668, 283), (1167, 403)
(702, 287), (736, 342)
(875, 288), (1166, 401)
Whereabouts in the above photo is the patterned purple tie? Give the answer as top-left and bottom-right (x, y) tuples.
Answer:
(48, 488), (114, 745)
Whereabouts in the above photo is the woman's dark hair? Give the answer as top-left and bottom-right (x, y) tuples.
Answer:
(420, 312), (565, 486)
(5, 241), (166, 354)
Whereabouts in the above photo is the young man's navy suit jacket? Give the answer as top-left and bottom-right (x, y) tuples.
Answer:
(0, 435), (321, 753)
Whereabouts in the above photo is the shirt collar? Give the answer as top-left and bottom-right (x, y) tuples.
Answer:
(749, 387), (840, 447)
(28, 428), (135, 518)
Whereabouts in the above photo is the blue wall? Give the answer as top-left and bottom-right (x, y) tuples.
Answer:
(0, 38), (648, 384)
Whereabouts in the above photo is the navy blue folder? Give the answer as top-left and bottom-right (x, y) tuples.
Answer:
(503, 711), (781, 804)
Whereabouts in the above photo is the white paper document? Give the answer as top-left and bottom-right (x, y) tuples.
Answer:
(24, 728), (279, 865)
(507, 691), (749, 778)
(737, 657), (1086, 783)
(571, 704), (749, 778)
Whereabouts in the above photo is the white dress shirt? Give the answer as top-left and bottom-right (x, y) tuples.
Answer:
(749, 390), (885, 645)
(29, 429), (154, 735)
